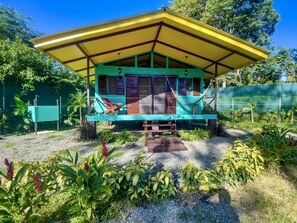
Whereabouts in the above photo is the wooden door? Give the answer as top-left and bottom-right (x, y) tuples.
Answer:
(126, 76), (139, 114)
(139, 77), (152, 114)
(153, 77), (166, 114)
(165, 77), (176, 114)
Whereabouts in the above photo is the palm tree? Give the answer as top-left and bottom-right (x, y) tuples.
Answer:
(67, 91), (87, 125)
(248, 102), (257, 123)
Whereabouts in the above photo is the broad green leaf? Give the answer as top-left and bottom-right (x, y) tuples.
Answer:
(13, 165), (28, 185)
(0, 216), (13, 222)
(199, 185), (209, 191)
(100, 185), (112, 196)
(165, 176), (169, 186)
(74, 151), (79, 166)
(0, 187), (7, 196)
(57, 164), (77, 180)
(153, 183), (158, 191)
(132, 175), (139, 186)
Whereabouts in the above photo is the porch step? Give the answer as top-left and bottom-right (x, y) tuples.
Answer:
(143, 120), (177, 138)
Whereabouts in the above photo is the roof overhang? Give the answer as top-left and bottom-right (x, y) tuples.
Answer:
(31, 9), (269, 81)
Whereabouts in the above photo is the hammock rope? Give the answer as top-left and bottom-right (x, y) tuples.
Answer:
(165, 75), (215, 107)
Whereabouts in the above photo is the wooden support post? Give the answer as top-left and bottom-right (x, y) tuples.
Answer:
(56, 99), (59, 131)
(86, 59), (91, 119)
(214, 63), (218, 112)
(34, 99), (37, 135)
(86, 57), (96, 139)
(208, 119), (217, 135)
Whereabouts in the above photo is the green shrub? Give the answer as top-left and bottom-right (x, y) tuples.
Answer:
(107, 153), (177, 203)
(0, 159), (55, 222)
(214, 140), (264, 186)
(98, 129), (114, 143)
(57, 147), (122, 222)
(115, 130), (136, 145)
(150, 170), (177, 201)
(250, 124), (297, 168)
(178, 128), (212, 141)
(179, 162), (219, 192)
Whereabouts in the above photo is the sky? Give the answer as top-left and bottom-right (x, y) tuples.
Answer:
(1, 0), (297, 49)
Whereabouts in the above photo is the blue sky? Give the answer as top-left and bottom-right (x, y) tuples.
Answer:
(2, 0), (297, 49)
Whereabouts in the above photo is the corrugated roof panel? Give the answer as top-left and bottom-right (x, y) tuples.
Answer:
(92, 43), (153, 64)
(80, 26), (159, 55)
(48, 45), (85, 62)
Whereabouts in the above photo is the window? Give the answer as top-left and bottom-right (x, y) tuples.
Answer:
(193, 78), (201, 96)
(99, 76), (124, 95)
(178, 78), (192, 96)
(99, 75), (107, 95)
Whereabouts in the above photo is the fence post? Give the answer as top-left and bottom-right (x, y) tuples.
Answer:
(231, 97), (234, 121)
(34, 99), (37, 135)
(57, 99), (59, 131)
(278, 96), (282, 123)
(60, 96), (62, 126)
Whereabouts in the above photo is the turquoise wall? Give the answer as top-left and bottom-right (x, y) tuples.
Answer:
(28, 106), (59, 122)
(94, 54), (204, 116)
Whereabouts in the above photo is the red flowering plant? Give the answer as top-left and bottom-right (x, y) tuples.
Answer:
(57, 145), (122, 221)
(249, 124), (297, 169)
(0, 158), (51, 222)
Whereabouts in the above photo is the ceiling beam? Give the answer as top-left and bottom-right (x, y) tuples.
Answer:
(63, 40), (155, 65)
(203, 52), (234, 70)
(152, 23), (163, 51)
(162, 23), (258, 62)
(75, 66), (95, 73)
(156, 40), (234, 70)
(75, 44), (96, 66)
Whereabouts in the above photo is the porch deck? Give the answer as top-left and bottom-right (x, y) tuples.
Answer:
(87, 113), (217, 122)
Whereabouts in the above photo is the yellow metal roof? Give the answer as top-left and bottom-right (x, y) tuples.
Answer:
(31, 9), (268, 80)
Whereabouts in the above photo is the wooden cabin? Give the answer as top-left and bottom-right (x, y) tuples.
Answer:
(31, 9), (268, 131)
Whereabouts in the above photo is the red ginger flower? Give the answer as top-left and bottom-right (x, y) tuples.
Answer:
(33, 174), (42, 192)
(4, 158), (13, 181)
(260, 149), (265, 155)
(102, 139), (108, 157)
(84, 163), (89, 172)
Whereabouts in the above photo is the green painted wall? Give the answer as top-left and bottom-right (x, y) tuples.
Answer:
(28, 106), (59, 122)
(94, 52), (205, 118)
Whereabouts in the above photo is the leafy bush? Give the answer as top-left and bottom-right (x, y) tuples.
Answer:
(98, 130), (114, 143)
(231, 109), (243, 123)
(178, 128), (212, 141)
(149, 170), (177, 201)
(250, 124), (297, 168)
(180, 162), (219, 192)
(57, 146), (122, 222)
(115, 130), (136, 145)
(108, 153), (177, 203)
(13, 95), (31, 132)
(0, 159), (53, 222)
(214, 140), (264, 186)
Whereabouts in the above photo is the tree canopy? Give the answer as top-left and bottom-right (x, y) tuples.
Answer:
(0, 4), (86, 95)
(0, 4), (40, 44)
(220, 47), (297, 86)
(170, 0), (280, 47)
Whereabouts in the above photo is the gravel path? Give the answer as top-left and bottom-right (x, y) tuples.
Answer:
(0, 128), (252, 222)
